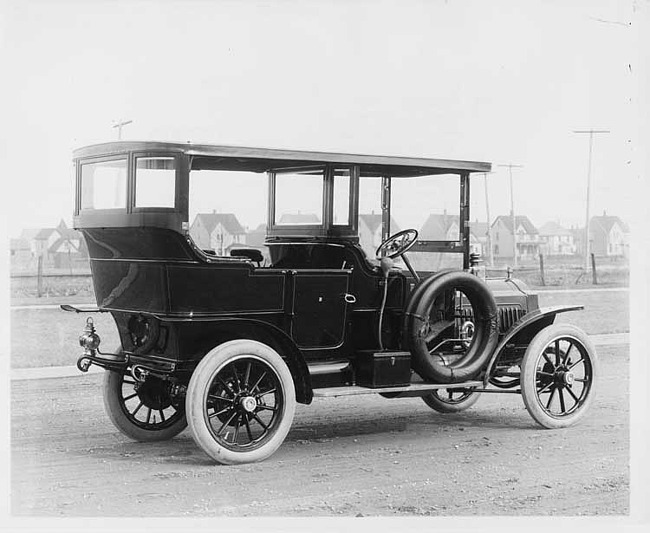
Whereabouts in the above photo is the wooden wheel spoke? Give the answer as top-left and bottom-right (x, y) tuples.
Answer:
(159, 409), (166, 423)
(209, 394), (234, 404)
(231, 364), (241, 393)
(252, 413), (269, 431)
(563, 343), (574, 366)
(250, 371), (267, 393)
(123, 392), (138, 402)
(244, 414), (254, 442)
(243, 362), (252, 389)
(545, 387), (556, 410)
(216, 376), (235, 397)
(568, 358), (585, 370)
(257, 404), (277, 412)
(537, 380), (554, 394)
(541, 351), (555, 368)
(257, 387), (276, 398)
(565, 385), (580, 406)
(132, 401), (144, 416)
(232, 414), (241, 443)
(216, 411), (239, 436)
(558, 388), (566, 413)
(209, 405), (233, 419)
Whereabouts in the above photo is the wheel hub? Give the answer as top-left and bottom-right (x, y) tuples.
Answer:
(560, 371), (575, 386)
(239, 396), (257, 413)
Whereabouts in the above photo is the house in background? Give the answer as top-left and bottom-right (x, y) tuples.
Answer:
(491, 214), (541, 261)
(589, 212), (629, 258)
(190, 212), (246, 255)
(277, 213), (321, 225)
(420, 213), (488, 256)
(467, 220), (489, 257)
(48, 220), (88, 268)
(245, 223), (267, 249)
(244, 223), (271, 262)
(538, 221), (576, 256)
(419, 212), (460, 242)
(16, 220), (87, 269)
(358, 212), (401, 259)
(10, 238), (32, 269)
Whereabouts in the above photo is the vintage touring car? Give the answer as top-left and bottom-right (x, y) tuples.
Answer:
(65, 141), (597, 464)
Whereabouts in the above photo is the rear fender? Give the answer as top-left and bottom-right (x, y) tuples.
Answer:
(483, 305), (583, 386)
(161, 317), (313, 404)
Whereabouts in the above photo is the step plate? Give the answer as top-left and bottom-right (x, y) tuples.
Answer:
(313, 380), (484, 398)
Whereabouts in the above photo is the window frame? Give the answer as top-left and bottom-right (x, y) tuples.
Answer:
(130, 152), (181, 214)
(267, 164), (358, 238)
(76, 151), (182, 216)
(77, 155), (129, 214)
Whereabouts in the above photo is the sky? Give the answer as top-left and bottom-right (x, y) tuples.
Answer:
(1, 0), (646, 238)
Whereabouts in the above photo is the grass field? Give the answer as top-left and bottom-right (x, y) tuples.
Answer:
(10, 288), (629, 369)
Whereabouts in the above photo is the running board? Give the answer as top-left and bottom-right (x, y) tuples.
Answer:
(313, 380), (483, 397)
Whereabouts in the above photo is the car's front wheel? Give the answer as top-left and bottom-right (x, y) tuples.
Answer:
(186, 339), (296, 465)
(520, 324), (597, 429)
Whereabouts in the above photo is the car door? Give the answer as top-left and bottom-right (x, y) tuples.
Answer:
(291, 270), (353, 350)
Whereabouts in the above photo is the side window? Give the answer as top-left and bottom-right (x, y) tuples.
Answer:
(357, 176), (384, 258)
(188, 169), (267, 256)
(134, 156), (176, 208)
(274, 170), (324, 225)
(80, 159), (128, 210)
(332, 169), (351, 226)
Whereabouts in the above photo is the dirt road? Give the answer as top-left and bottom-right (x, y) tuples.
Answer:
(11, 344), (628, 517)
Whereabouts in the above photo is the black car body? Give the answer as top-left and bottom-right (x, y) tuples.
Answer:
(67, 141), (597, 464)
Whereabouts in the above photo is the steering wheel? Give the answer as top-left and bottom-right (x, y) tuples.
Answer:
(375, 229), (419, 259)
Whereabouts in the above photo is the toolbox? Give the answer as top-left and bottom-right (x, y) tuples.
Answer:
(355, 350), (412, 388)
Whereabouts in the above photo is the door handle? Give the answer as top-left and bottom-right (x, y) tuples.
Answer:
(343, 293), (357, 304)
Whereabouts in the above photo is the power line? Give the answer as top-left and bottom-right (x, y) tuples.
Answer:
(498, 164), (523, 268)
(573, 129), (610, 269)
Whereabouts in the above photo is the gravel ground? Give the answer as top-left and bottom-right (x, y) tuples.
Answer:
(11, 345), (629, 518)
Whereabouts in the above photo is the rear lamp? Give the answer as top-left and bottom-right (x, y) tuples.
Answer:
(79, 317), (101, 356)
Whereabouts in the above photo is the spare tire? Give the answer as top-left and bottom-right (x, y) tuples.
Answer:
(404, 271), (498, 383)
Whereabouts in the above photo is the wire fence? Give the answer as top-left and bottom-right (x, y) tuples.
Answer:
(10, 253), (629, 300)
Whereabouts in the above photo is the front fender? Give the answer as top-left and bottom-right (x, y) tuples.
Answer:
(483, 305), (583, 386)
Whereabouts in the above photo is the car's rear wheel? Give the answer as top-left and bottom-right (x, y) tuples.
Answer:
(421, 387), (480, 413)
(520, 324), (597, 429)
(103, 368), (187, 441)
(186, 339), (296, 465)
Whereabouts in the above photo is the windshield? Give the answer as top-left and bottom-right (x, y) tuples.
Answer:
(390, 174), (464, 271)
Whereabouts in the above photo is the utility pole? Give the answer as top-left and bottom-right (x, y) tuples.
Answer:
(112, 119), (133, 140)
(573, 129), (609, 270)
(483, 173), (494, 266)
(498, 164), (523, 268)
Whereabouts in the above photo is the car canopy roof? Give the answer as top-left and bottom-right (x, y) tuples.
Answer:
(74, 141), (491, 177)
